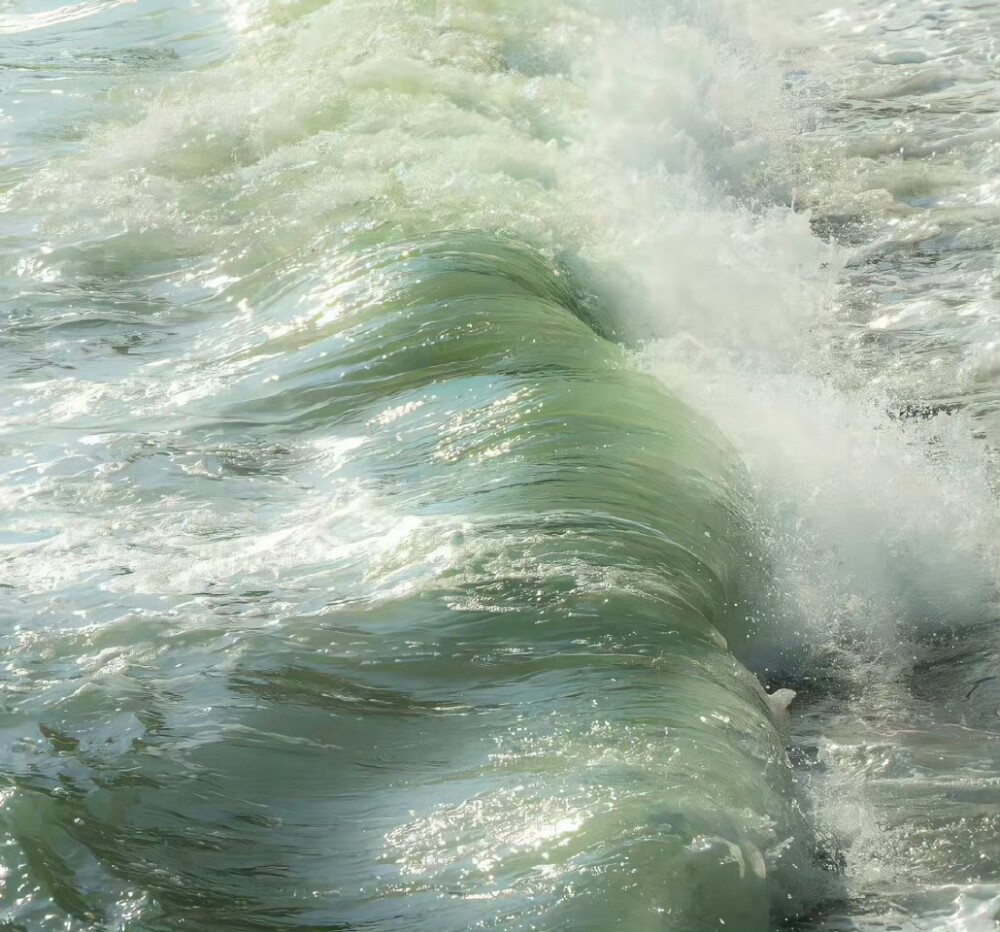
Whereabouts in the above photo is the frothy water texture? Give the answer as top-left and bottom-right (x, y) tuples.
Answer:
(0, 0), (997, 930)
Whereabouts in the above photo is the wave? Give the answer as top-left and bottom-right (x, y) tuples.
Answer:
(2, 232), (826, 931)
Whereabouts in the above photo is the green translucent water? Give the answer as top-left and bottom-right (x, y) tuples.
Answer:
(0, 229), (816, 930)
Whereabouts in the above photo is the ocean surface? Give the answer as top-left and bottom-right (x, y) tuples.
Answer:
(0, 0), (997, 929)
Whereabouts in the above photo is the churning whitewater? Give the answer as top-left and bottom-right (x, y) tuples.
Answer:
(0, 0), (997, 931)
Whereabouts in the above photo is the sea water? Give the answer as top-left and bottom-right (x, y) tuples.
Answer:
(0, 0), (997, 929)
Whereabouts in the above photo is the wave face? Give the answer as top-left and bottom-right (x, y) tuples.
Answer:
(1, 0), (997, 930)
(0, 230), (810, 930)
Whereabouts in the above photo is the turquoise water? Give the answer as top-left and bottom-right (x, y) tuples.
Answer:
(1, 0), (997, 930)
